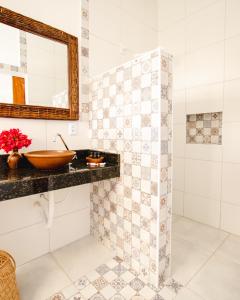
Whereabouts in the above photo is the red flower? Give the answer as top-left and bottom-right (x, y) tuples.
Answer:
(0, 129), (32, 153)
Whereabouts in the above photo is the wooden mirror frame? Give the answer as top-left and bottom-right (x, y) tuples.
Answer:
(0, 6), (79, 120)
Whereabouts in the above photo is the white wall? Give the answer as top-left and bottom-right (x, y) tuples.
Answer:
(0, 0), (90, 266)
(89, 0), (158, 78)
(158, 0), (240, 235)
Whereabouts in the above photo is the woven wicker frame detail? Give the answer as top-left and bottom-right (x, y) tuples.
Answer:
(0, 6), (79, 120)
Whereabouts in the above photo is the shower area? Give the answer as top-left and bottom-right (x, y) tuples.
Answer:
(90, 0), (240, 298)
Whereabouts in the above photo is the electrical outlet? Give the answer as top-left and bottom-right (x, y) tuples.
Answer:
(68, 123), (78, 136)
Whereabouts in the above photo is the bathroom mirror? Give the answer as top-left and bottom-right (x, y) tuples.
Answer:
(0, 6), (79, 120)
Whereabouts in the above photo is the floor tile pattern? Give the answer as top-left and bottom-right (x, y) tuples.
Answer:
(48, 257), (183, 300)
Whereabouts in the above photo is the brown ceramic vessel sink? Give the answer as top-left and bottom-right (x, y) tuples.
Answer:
(24, 150), (76, 170)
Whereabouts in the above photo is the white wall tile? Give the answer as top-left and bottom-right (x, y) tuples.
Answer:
(173, 89), (186, 124)
(173, 55), (186, 90)
(89, 34), (123, 78)
(222, 163), (240, 206)
(186, 0), (225, 52)
(0, 223), (49, 266)
(46, 120), (89, 150)
(54, 185), (90, 217)
(89, 0), (122, 45)
(0, 194), (45, 235)
(173, 190), (184, 215)
(50, 208), (90, 251)
(184, 193), (220, 228)
(186, 82), (223, 114)
(157, 0), (240, 234)
(121, 0), (158, 30)
(158, 20), (186, 56)
(224, 78), (240, 122)
(225, 35), (240, 81)
(185, 159), (222, 200)
(121, 14), (158, 54)
(222, 122), (240, 163)
(185, 144), (222, 162)
(157, 0), (186, 31)
(173, 124), (185, 157)
(221, 202), (240, 235)
(186, 0), (221, 15)
(186, 42), (224, 87)
(226, 0), (240, 39)
(173, 158), (185, 191)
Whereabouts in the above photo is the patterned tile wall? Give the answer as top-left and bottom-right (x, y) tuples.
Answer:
(80, 0), (90, 120)
(89, 48), (172, 288)
(186, 112), (222, 145)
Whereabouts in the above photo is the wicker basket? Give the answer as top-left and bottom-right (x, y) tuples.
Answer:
(0, 250), (20, 300)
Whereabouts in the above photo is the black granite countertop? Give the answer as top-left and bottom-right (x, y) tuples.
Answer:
(0, 150), (120, 201)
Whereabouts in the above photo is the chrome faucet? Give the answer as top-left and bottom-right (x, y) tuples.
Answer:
(56, 133), (77, 161)
(57, 133), (69, 150)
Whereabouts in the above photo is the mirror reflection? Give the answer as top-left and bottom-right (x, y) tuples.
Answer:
(0, 23), (68, 108)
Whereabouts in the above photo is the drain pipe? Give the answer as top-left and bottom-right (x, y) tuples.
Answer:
(34, 192), (55, 228)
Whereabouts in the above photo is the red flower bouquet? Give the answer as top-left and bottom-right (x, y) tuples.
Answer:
(0, 129), (31, 153)
(0, 129), (31, 169)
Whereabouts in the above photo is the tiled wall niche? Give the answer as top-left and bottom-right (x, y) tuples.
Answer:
(89, 48), (172, 287)
(158, 0), (240, 234)
(186, 112), (222, 145)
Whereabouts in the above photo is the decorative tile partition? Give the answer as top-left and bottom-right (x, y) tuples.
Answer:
(186, 112), (222, 145)
(89, 48), (173, 287)
(80, 0), (90, 120)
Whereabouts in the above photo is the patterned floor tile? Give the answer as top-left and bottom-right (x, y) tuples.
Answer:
(96, 264), (111, 276)
(90, 293), (106, 300)
(48, 257), (183, 300)
(74, 276), (90, 290)
(129, 278), (145, 292)
(92, 277), (109, 291)
(110, 278), (127, 292)
(110, 294), (125, 300)
(49, 293), (66, 300)
(68, 293), (84, 300)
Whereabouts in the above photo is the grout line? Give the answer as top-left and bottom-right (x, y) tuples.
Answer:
(0, 206), (90, 238)
(175, 155), (240, 165)
(50, 252), (75, 284)
(186, 287), (209, 300)
(184, 232), (230, 287)
(219, 0), (227, 231)
(157, 0), (221, 34)
(173, 215), (230, 236)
